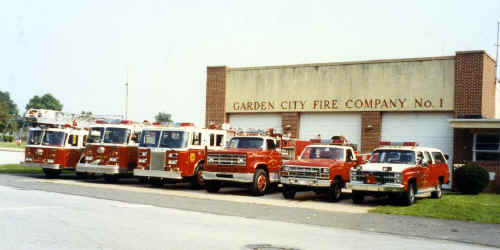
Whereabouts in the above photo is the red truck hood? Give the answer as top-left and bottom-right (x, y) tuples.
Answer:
(208, 148), (261, 154)
(284, 159), (341, 167)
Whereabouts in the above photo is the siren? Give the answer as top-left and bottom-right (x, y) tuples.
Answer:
(180, 122), (195, 127)
(379, 141), (418, 146)
(120, 120), (133, 125)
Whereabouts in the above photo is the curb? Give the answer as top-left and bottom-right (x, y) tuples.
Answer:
(0, 147), (24, 153)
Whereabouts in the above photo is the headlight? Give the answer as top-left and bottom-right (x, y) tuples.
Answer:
(168, 153), (178, 158)
(109, 157), (117, 162)
(320, 168), (329, 173)
(47, 159), (54, 163)
(85, 156), (93, 161)
(97, 147), (105, 154)
(207, 157), (215, 163)
(168, 159), (178, 165)
(140, 152), (147, 157)
(237, 158), (246, 164)
(138, 159), (147, 163)
(394, 173), (402, 183)
(281, 165), (289, 171)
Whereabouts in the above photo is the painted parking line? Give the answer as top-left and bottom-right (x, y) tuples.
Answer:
(28, 179), (371, 214)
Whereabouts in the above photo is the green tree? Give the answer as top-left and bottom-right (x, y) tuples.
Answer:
(154, 112), (172, 123)
(25, 93), (63, 111)
(0, 102), (13, 133)
(0, 91), (19, 117)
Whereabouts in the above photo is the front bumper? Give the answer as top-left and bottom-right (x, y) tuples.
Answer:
(20, 161), (61, 170)
(202, 171), (254, 183)
(347, 182), (405, 192)
(76, 163), (127, 175)
(280, 176), (331, 187)
(133, 169), (182, 179)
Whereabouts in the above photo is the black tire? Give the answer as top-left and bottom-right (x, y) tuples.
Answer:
(251, 169), (270, 196)
(103, 174), (119, 183)
(43, 168), (61, 178)
(352, 191), (364, 204)
(205, 181), (221, 193)
(76, 172), (88, 179)
(137, 177), (148, 184)
(328, 181), (342, 202)
(282, 185), (296, 199)
(431, 180), (443, 199)
(190, 164), (205, 189)
(150, 177), (163, 187)
(401, 182), (416, 206)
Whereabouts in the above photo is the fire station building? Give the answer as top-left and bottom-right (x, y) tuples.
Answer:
(205, 50), (498, 191)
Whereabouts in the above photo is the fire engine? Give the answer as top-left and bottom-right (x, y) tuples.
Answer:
(20, 109), (105, 178)
(280, 136), (366, 201)
(202, 128), (301, 195)
(133, 123), (233, 188)
(347, 141), (450, 205)
(76, 120), (143, 183)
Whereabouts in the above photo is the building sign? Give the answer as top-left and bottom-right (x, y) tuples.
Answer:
(226, 58), (455, 112)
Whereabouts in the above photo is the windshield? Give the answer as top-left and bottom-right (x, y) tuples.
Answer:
(27, 130), (44, 145)
(87, 127), (104, 143)
(103, 128), (130, 144)
(139, 130), (161, 147)
(227, 137), (263, 149)
(369, 150), (416, 164)
(300, 147), (344, 160)
(42, 131), (66, 146)
(159, 131), (188, 148)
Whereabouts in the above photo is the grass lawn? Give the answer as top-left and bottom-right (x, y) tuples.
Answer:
(0, 164), (72, 175)
(370, 192), (500, 224)
(0, 141), (25, 149)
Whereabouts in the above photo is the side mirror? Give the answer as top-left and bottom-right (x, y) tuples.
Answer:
(444, 154), (449, 160)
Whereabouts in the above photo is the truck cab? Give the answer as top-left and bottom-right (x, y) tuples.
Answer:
(21, 126), (87, 178)
(347, 142), (450, 205)
(203, 133), (285, 195)
(76, 120), (142, 183)
(280, 137), (363, 201)
(133, 124), (232, 188)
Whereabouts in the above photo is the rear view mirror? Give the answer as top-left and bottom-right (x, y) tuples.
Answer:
(444, 154), (449, 160)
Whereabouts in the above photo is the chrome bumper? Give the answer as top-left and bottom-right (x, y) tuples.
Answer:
(202, 171), (254, 183)
(280, 177), (331, 187)
(20, 161), (61, 170)
(347, 182), (405, 192)
(76, 163), (127, 175)
(133, 169), (182, 179)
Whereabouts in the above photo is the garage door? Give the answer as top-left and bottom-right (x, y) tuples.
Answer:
(228, 113), (282, 130)
(299, 113), (362, 147)
(381, 112), (453, 188)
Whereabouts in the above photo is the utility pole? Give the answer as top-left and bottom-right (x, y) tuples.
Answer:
(125, 68), (129, 120)
(495, 21), (499, 83)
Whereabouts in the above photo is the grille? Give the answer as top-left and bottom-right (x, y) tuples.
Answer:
(150, 151), (166, 170)
(207, 154), (246, 166)
(351, 171), (398, 184)
(282, 165), (322, 179)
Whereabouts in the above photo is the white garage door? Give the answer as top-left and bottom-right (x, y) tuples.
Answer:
(229, 113), (282, 130)
(299, 113), (362, 147)
(381, 112), (453, 188)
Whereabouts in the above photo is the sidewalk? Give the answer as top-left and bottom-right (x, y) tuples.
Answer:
(0, 147), (24, 152)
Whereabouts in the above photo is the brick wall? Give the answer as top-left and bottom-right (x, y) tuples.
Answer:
(454, 51), (485, 118)
(205, 66), (227, 127)
(281, 112), (300, 138)
(361, 112), (381, 153)
(482, 54), (496, 119)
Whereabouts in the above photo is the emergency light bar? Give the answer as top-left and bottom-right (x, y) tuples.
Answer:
(379, 141), (418, 146)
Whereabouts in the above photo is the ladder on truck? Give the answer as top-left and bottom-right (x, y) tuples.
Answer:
(24, 109), (123, 128)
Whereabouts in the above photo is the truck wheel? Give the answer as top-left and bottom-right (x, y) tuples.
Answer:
(252, 169), (270, 196)
(190, 164), (205, 189)
(205, 181), (221, 193)
(137, 176), (148, 184)
(76, 172), (88, 179)
(150, 177), (163, 187)
(431, 181), (442, 199)
(103, 174), (119, 183)
(282, 185), (296, 199)
(401, 183), (416, 206)
(352, 191), (364, 204)
(328, 182), (342, 202)
(43, 169), (61, 178)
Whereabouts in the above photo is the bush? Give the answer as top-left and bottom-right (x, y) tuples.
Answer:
(2, 135), (14, 142)
(454, 163), (490, 194)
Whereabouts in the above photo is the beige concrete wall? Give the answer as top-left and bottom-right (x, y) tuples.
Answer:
(226, 57), (455, 113)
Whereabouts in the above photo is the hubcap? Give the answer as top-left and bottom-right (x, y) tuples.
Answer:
(197, 171), (205, 186)
(334, 184), (340, 199)
(257, 175), (267, 191)
(410, 186), (415, 202)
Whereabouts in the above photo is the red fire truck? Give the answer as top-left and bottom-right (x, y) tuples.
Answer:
(347, 141), (450, 205)
(202, 129), (305, 195)
(280, 136), (365, 201)
(76, 120), (143, 183)
(133, 123), (232, 188)
(20, 109), (101, 178)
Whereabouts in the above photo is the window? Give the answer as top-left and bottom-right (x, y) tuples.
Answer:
(210, 134), (215, 146)
(369, 150), (415, 164)
(266, 140), (276, 150)
(68, 135), (79, 147)
(346, 149), (354, 161)
(216, 134), (224, 146)
(300, 147), (344, 160)
(424, 151), (433, 164)
(432, 152), (446, 164)
(227, 137), (263, 149)
(192, 132), (202, 146)
(83, 135), (87, 147)
(473, 134), (500, 161)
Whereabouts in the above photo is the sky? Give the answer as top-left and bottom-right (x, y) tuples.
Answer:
(1, 0), (499, 126)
